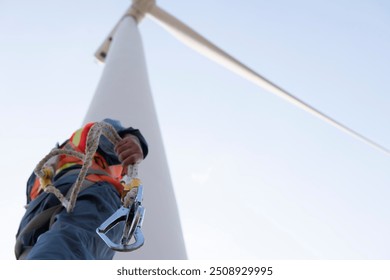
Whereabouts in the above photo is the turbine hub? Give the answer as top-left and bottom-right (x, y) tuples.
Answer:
(127, 0), (156, 23)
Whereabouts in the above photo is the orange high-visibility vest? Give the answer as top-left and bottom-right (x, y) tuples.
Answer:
(30, 122), (124, 201)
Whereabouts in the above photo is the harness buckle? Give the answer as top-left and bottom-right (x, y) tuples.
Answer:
(96, 185), (145, 252)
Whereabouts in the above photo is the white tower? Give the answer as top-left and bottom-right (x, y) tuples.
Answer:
(83, 7), (187, 259)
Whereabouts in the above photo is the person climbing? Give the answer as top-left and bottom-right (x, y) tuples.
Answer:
(15, 118), (148, 260)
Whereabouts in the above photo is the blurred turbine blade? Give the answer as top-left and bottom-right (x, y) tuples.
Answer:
(148, 5), (390, 156)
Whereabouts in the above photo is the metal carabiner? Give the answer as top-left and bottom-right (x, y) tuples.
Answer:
(96, 185), (145, 252)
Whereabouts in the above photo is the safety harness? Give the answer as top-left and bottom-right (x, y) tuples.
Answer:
(30, 122), (124, 201)
(15, 122), (145, 259)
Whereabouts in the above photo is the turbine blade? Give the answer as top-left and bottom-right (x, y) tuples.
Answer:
(148, 5), (390, 156)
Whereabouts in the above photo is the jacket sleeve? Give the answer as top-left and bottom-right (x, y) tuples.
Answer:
(97, 118), (149, 166)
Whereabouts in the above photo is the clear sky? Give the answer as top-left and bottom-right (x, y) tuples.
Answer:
(1, 0), (390, 259)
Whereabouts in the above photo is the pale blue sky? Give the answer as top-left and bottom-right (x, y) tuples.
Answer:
(1, 0), (389, 259)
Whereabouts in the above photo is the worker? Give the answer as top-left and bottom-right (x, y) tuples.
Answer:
(15, 118), (148, 260)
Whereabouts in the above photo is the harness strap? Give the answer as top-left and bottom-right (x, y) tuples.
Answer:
(15, 204), (63, 260)
(15, 169), (106, 260)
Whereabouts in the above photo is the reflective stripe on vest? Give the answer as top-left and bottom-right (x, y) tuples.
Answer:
(69, 122), (94, 153)
(30, 122), (124, 201)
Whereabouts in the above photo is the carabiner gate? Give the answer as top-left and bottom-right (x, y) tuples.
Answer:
(96, 185), (145, 252)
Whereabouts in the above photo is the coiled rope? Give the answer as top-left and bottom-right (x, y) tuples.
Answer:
(34, 122), (138, 213)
